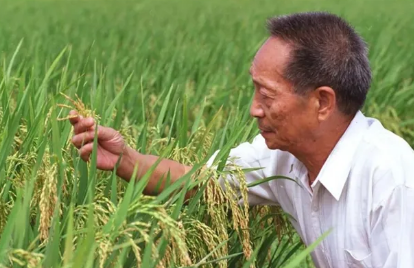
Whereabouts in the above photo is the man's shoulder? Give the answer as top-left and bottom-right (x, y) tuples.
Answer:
(360, 117), (414, 169)
(363, 117), (413, 155)
(355, 117), (414, 203)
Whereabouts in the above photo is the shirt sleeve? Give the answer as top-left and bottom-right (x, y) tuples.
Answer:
(369, 184), (414, 267)
(206, 134), (278, 206)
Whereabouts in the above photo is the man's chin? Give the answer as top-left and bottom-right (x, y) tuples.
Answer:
(262, 135), (287, 151)
(263, 137), (279, 150)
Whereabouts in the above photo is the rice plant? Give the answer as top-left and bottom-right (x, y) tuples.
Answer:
(0, 0), (413, 267)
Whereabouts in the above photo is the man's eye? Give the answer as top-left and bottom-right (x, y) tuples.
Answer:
(259, 89), (270, 98)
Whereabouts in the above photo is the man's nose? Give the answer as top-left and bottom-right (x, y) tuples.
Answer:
(250, 96), (264, 118)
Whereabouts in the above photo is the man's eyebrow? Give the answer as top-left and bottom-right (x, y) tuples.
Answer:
(251, 76), (276, 91)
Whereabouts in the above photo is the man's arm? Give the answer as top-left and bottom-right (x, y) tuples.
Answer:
(116, 146), (193, 196)
(69, 111), (276, 203)
(370, 184), (414, 267)
(69, 110), (195, 198)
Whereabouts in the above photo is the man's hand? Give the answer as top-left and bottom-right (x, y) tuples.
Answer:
(68, 110), (194, 197)
(69, 110), (126, 171)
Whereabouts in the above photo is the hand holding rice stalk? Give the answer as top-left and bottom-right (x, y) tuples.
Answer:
(57, 93), (127, 171)
(57, 92), (197, 197)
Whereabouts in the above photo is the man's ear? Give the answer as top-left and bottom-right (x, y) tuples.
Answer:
(313, 86), (336, 122)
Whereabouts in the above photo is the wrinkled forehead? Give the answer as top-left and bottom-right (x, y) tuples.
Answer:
(250, 37), (292, 80)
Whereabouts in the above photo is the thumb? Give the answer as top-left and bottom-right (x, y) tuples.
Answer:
(96, 126), (122, 141)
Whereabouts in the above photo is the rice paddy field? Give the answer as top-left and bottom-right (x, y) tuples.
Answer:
(0, 0), (413, 267)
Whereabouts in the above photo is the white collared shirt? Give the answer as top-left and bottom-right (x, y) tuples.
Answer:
(207, 111), (414, 267)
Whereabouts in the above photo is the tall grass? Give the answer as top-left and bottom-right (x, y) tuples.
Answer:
(0, 0), (413, 267)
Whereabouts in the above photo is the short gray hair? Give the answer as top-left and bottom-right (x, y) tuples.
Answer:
(267, 12), (372, 115)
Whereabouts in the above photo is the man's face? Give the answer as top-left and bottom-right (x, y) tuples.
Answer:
(249, 37), (318, 151)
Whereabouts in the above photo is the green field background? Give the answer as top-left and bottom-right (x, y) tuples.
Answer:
(0, 0), (413, 267)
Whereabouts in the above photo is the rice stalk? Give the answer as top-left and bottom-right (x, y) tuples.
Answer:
(56, 93), (100, 121)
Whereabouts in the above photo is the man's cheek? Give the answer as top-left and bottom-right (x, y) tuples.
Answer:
(269, 107), (283, 121)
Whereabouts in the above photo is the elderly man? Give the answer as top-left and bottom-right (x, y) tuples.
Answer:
(69, 12), (414, 268)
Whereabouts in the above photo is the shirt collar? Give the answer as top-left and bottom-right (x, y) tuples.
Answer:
(316, 111), (370, 201)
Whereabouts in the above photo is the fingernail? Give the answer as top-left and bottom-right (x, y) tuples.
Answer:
(87, 118), (94, 125)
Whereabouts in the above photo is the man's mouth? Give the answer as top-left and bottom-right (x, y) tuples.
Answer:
(259, 125), (271, 131)
(259, 127), (272, 133)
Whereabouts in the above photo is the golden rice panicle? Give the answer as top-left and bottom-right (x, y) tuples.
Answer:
(158, 245), (171, 268)
(203, 168), (229, 258)
(0, 196), (11, 234)
(38, 154), (58, 242)
(9, 249), (44, 268)
(155, 213), (192, 266)
(126, 196), (192, 267)
(119, 116), (138, 150)
(184, 218), (227, 268)
(206, 159), (254, 266)
(57, 92), (100, 121)
(97, 235), (112, 268)
(168, 127), (213, 165)
(130, 238), (143, 267)
(222, 174), (253, 262)
(170, 144), (203, 166)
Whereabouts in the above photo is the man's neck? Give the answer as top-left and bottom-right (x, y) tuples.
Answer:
(291, 115), (353, 185)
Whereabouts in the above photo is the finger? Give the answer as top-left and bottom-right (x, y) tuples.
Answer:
(73, 117), (95, 134)
(79, 142), (94, 162)
(72, 130), (98, 149)
(95, 125), (117, 141)
(68, 110), (80, 125)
